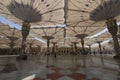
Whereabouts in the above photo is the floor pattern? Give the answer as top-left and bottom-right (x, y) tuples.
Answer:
(0, 55), (120, 80)
(33, 65), (120, 80)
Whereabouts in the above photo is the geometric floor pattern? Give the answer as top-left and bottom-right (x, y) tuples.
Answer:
(33, 65), (120, 80)
(0, 54), (120, 80)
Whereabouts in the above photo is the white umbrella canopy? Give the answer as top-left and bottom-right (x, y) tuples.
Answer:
(31, 27), (64, 41)
(0, 0), (118, 45)
(65, 37), (80, 45)
(0, 37), (21, 48)
(54, 26), (105, 46)
(0, 25), (21, 39)
(0, 0), (65, 55)
(0, 23), (22, 49)
(96, 32), (112, 38)
(0, 36), (19, 48)
(85, 37), (110, 45)
(66, 0), (105, 27)
(0, 37), (10, 44)
(26, 38), (43, 46)
(0, 0), (120, 37)
(0, 22), (10, 30)
(65, 0), (120, 58)
(66, 0), (120, 27)
(50, 38), (65, 46)
(0, 0), (65, 25)
(0, 44), (9, 48)
(0, 29), (21, 39)
(66, 27), (105, 37)
(84, 32), (112, 47)
(11, 38), (43, 48)
(65, 0), (120, 44)
(30, 27), (65, 49)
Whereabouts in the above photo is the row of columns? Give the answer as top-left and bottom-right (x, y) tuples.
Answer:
(18, 20), (120, 60)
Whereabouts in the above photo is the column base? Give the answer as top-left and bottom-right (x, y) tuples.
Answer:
(16, 54), (28, 60)
(113, 55), (120, 59)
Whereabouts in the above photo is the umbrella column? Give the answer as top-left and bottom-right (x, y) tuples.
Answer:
(81, 38), (86, 67)
(90, 1), (120, 59)
(106, 19), (120, 58)
(52, 42), (57, 58)
(21, 22), (30, 56)
(103, 47), (106, 55)
(96, 41), (102, 54)
(42, 36), (54, 67)
(96, 41), (104, 66)
(71, 42), (78, 55)
(75, 34), (88, 67)
(75, 34), (88, 55)
(37, 45), (41, 55)
(88, 45), (91, 54)
(6, 28), (19, 54)
(70, 44), (74, 54)
(36, 45), (41, 60)
(28, 43), (33, 54)
(5, 1), (42, 58)
(7, 36), (19, 54)
(70, 44), (74, 60)
(81, 38), (85, 54)
(72, 42), (78, 65)
(88, 44), (93, 64)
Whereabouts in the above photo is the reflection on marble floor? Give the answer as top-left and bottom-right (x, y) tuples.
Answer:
(0, 54), (120, 80)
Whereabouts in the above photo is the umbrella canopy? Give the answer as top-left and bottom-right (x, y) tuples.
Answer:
(31, 27), (64, 42)
(0, 25), (21, 39)
(96, 32), (112, 38)
(0, 0), (64, 25)
(1, 0), (120, 49)
(66, 0), (120, 49)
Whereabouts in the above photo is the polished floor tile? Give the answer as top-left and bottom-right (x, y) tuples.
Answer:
(0, 54), (120, 80)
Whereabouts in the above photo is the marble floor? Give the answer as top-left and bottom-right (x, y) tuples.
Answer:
(0, 54), (120, 80)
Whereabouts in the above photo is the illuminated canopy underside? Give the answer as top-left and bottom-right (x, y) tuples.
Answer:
(0, 0), (120, 47)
